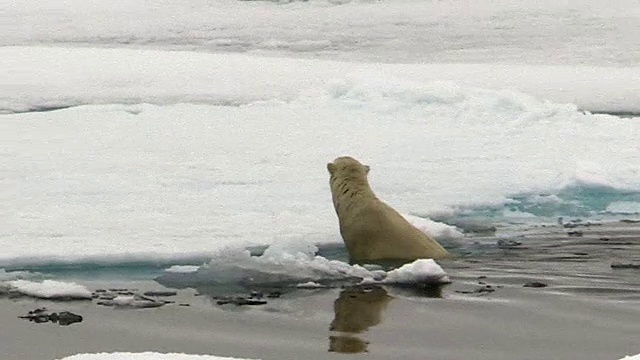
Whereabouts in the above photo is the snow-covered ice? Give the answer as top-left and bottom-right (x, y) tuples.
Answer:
(6, 279), (92, 300)
(3, 47), (640, 114)
(1, 0), (639, 270)
(3, 0), (639, 67)
(2, 53), (639, 266)
(383, 259), (450, 285)
(619, 354), (640, 360)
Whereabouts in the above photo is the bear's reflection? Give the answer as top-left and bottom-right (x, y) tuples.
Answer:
(328, 283), (445, 353)
(328, 285), (393, 353)
(328, 335), (369, 354)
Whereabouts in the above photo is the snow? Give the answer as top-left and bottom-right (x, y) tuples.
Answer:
(3, 0), (639, 67)
(6, 279), (92, 300)
(1, 0), (639, 268)
(2, 47), (640, 114)
(57, 353), (257, 360)
(158, 243), (448, 287)
(296, 281), (324, 288)
(160, 243), (381, 286)
(619, 355), (640, 360)
(383, 259), (450, 285)
(165, 265), (201, 274)
(2, 57), (639, 266)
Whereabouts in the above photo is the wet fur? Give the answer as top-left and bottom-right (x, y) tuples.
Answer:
(328, 156), (451, 263)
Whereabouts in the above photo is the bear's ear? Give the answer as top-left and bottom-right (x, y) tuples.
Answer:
(327, 163), (336, 175)
(364, 165), (370, 174)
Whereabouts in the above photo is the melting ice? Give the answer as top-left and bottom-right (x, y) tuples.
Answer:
(157, 243), (450, 289)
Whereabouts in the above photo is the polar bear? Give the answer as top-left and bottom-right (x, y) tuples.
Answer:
(327, 156), (451, 263)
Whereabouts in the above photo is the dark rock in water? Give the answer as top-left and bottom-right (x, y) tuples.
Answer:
(497, 239), (522, 249)
(213, 289), (275, 306)
(215, 295), (268, 306)
(455, 285), (495, 295)
(20, 309), (83, 326)
(235, 298), (268, 306)
(524, 282), (547, 288)
(267, 291), (283, 298)
(142, 291), (178, 297)
(611, 262), (640, 269)
(567, 231), (583, 237)
(179, 303), (190, 307)
(50, 311), (83, 326)
(563, 221), (600, 229)
(620, 219), (640, 223)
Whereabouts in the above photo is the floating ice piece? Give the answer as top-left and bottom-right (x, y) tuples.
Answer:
(164, 265), (200, 273)
(618, 354), (640, 360)
(7, 280), (92, 300)
(57, 352), (259, 360)
(97, 295), (165, 309)
(296, 281), (324, 288)
(382, 259), (450, 285)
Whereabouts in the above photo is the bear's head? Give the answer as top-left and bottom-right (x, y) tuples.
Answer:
(327, 156), (370, 177)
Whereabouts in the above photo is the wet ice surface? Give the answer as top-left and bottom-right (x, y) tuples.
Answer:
(448, 221), (640, 301)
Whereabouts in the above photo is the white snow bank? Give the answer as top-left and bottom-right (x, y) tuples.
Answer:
(7, 279), (92, 300)
(57, 353), (258, 360)
(2, 46), (639, 114)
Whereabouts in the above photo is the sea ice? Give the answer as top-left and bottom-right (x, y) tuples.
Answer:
(7, 279), (92, 300)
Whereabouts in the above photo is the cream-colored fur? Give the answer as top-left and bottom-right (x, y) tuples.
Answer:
(327, 156), (451, 263)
